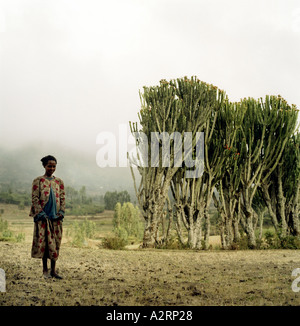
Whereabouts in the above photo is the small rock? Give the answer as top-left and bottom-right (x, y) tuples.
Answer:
(192, 289), (201, 296)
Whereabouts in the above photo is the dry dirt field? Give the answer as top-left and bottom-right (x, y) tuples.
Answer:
(1, 243), (300, 306)
(0, 205), (300, 306)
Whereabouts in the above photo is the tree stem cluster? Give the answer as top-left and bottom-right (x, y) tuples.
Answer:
(129, 76), (299, 249)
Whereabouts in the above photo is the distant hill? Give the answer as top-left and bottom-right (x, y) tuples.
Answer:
(0, 143), (139, 201)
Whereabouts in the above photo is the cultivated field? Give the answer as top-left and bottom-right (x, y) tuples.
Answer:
(0, 204), (300, 306)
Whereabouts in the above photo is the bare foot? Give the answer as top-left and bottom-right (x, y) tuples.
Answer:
(43, 270), (51, 279)
(50, 271), (63, 279)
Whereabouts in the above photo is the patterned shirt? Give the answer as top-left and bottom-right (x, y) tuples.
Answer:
(29, 175), (65, 222)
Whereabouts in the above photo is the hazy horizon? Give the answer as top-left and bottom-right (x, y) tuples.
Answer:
(0, 0), (300, 159)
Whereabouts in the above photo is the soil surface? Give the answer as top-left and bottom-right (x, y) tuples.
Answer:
(1, 241), (300, 306)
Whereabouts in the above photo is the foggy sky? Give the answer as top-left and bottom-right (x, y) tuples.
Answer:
(0, 0), (299, 156)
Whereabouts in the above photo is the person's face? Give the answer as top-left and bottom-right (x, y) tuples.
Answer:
(44, 160), (56, 177)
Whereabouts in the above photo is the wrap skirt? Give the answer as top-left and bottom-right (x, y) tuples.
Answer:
(31, 219), (63, 261)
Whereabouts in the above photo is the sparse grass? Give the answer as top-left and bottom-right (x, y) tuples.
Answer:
(1, 242), (300, 306)
(0, 203), (300, 306)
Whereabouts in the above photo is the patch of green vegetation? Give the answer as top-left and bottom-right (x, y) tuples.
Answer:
(66, 218), (96, 247)
(263, 230), (300, 249)
(0, 217), (25, 242)
(66, 204), (105, 216)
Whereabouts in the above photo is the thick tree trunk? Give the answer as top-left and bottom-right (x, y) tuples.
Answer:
(137, 167), (178, 248)
(187, 218), (202, 249)
(277, 166), (288, 237)
(142, 201), (169, 247)
(175, 207), (185, 245)
(244, 212), (256, 248)
(175, 204), (203, 249)
(213, 181), (239, 249)
(219, 213), (227, 249)
(261, 183), (279, 234)
(241, 189), (257, 249)
(288, 180), (300, 236)
(142, 218), (158, 248)
(203, 176), (214, 250)
(233, 218), (240, 243)
(233, 201), (241, 243)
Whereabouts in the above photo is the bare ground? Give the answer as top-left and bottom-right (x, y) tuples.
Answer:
(1, 241), (300, 306)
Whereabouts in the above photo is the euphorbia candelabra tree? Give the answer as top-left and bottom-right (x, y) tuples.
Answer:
(212, 101), (246, 249)
(261, 131), (300, 238)
(129, 76), (299, 249)
(129, 79), (182, 247)
(129, 77), (221, 248)
(238, 95), (298, 248)
(169, 78), (226, 249)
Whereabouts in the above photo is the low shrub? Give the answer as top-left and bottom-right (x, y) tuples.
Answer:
(102, 236), (127, 250)
(279, 235), (300, 249)
(259, 230), (300, 249)
(156, 234), (190, 250)
(231, 234), (249, 250)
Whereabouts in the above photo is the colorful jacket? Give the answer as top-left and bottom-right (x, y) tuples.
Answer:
(29, 176), (65, 220)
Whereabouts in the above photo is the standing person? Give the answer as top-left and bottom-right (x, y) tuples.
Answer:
(29, 155), (65, 279)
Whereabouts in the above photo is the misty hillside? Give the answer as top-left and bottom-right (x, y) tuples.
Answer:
(0, 144), (139, 200)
